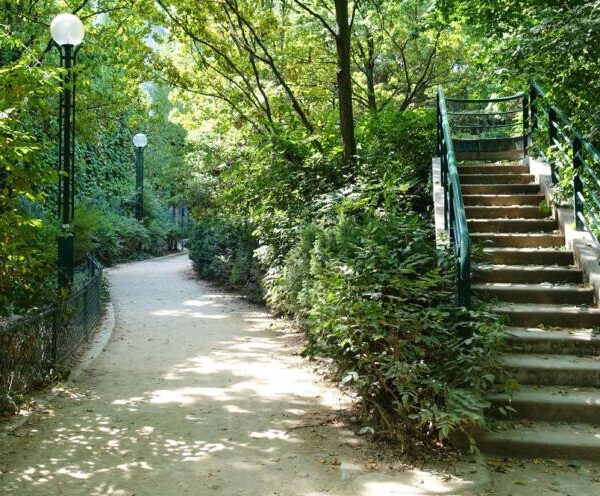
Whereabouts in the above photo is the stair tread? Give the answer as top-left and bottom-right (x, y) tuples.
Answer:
(488, 385), (600, 404)
(469, 218), (556, 223)
(502, 353), (600, 371)
(465, 206), (552, 220)
(462, 182), (537, 186)
(466, 205), (546, 209)
(479, 234), (563, 237)
(460, 160), (524, 166)
(497, 303), (600, 313)
(475, 264), (579, 271)
(508, 327), (600, 342)
(474, 283), (591, 292)
(469, 232), (564, 238)
(459, 172), (533, 175)
(484, 246), (568, 252)
(473, 265), (583, 284)
(463, 194), (543, 197)
(483, 420), (600, 446)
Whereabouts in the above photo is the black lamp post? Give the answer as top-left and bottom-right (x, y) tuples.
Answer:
(133, 133), (148, 221)
(50, 13), (85, 290)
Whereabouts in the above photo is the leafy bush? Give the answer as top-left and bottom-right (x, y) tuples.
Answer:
(358, 107), (437, 214)
(265, 204), (505, 450)
(0, 218), (58, 315)
(73, 193), (178, 267)
(188, 218), (264, 303)
(186, 107), (505, 450)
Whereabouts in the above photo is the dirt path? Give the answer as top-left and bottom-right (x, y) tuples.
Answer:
(0, 254), (461, 495)
(6, 253), (594, 496)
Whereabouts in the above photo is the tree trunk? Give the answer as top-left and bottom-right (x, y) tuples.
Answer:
(334, 0), (357, 166)
(365, 32), (377, 111)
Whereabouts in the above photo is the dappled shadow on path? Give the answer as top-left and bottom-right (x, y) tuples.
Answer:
(0, 257), (481, 496)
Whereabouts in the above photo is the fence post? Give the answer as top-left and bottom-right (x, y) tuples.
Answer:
(52, 307), (59, 365)
(548, 107), (558, 184)
(83, 284), (89, 338)
(573, 137), (584, 231)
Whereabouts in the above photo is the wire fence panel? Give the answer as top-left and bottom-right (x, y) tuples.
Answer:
(0, 307), (58, 396)
(0, 256), (103, 405)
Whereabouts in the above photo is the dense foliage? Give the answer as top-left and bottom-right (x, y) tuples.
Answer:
(440, 0), (600, 136)
(268, 204), (504, 447)
(0, 1), (189, 314)
(186, 98), (506, 446)
(14, 0), (599, 449)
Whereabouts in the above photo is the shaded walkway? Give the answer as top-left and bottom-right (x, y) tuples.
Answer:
(0, 254), (486, 495)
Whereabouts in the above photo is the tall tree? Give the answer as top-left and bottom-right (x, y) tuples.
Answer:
(294, 0), (357, 165)
(335, 0), (357, 164)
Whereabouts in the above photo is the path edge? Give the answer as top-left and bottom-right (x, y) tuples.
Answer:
(0, 302), (116, 436)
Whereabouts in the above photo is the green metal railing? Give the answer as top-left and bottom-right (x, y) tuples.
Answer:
(437, 86), (471, 308)
(446, 92), (526, 161)
(437, 81), (600, 308)
(528, 82), (600, 243)
(0, 255), (103, 406)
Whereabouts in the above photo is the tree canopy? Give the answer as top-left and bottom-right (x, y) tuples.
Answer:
(2, 0), (598, 447)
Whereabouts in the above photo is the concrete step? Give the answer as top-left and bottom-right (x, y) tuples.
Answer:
(465, 205), (550, 219)
(459, 164), (530, 175)
(459, 173), (535, 185)
(502, 353), (600, 387)
(463, 194), (545, 206)
(482, 248), (572, 264)
(506, 327), (600, 355)
(468, 218), (557, 233)
(459, 160), (523, 166)
(473, 265), (583, 284)
(479, 421), (600, 460)
(457, 149), (524, 161)
(488, 386), (600, 424)
(474, 283), (594, 305)
(461, 184), (540, 195)
(497, 303), (600, 328)
(473, 233), (565, 248)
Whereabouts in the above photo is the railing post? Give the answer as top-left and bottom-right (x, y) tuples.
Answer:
(448, 185), (455, 243)
(437, 94), (442, 156)
(457, 273), (471, 310)
(530, 85), (537, 131)
(522, 94), (529, 158)
(573, 137), (584, 231)
(442, 145), (448, 230)
(548, 107), (558, 184)
(438, 92), (448, 230)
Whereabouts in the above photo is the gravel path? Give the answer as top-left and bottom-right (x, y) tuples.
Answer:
(5, 253), (599, 495)
(0, 254), (408, 495)
(50, 256), (600, 496)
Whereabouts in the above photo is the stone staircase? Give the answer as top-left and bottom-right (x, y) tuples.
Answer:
(459, 159), (600, 460)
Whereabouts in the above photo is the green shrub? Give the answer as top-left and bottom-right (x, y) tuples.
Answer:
(188, 218), (264, 303)
(73, 196), (177, 266)
(0, 217), (58, 315)
(358, 107), (437, 214)
(265, 205), (505, 450)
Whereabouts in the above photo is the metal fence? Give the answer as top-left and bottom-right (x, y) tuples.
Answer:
(0, 256), (103, 402)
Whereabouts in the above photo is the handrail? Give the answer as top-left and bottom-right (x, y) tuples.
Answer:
(446, 93), (524, 104)
(528, 82), (600, 243)
(531, 82), (600, 165)
(437, 86), (471, 309)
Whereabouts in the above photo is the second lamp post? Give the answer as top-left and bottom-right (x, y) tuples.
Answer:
(133, 133), (148, 221)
